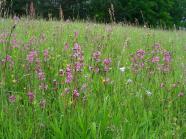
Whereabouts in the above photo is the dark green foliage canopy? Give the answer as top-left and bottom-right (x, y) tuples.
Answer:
(1, 0), (186, 27)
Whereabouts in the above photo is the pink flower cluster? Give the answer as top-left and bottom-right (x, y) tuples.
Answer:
(27, 50), (37, 63)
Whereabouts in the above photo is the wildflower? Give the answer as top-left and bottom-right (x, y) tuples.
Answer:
(178, 92), (184, 97)
(126, 79), (133, 84)
(75, 62), (83, 71)
(9, 95), (16, 103)
(154, 43), (161, 49)
(27, 50), (37, 63)
(136, 49), (145, 59)
(39, 99), (46, 109)
(146, 90), (152, 96)
(152, 56), (160, 63)
(64, 43), (69, 50)
(65, 65), (73, 83)
(39, 83), (48, 90)
(103, 58), (112, 65)
(163, 52), (171, 63)
(103, 58), (112, 72)
(65, 88), (70, 94)
(73, 89), (80, 98)
(92, 51), (101, 62)
(5, 55), (12, 62)
(27, 92), (35, 103)
(73, 43), (81, 51)
(119, 67), (126, 72)
(94, 67), (100, 73)
(37, 71), (45, 81)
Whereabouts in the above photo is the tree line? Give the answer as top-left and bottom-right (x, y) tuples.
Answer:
(1, 0), (186, 27)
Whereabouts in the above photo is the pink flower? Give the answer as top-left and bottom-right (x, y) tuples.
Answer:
(65, 65), (73, 83)
(27, 50), (37, 63)
(154, 43), (160, 49)
(5, 55), (12, 62)
(163, 52), (171, 63)
(73, 43), (81, 52)
(103, 58), (112, 65)
(64, 43), (69, 50)
(27, 92), (35, 103)
(92, 51), (101, 62)
(75, 62), (83, 71)
(136, 49), (145, 59)
(103, 58), (112, 72)
(37, 71), (45, 81)
(73, 89), (79, 98)
(9, 95), (16, 103)
(65, 88), (70, 94)
(152, 56), (160, 63)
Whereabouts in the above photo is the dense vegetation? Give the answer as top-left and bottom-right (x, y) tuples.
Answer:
(1, 0), (186, 27)
(0, 18), (186, 138)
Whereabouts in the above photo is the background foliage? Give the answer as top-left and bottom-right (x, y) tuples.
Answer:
(1, 0), (186, 27)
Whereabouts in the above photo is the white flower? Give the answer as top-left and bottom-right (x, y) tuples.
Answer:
(119, 67), (126, 72)
(127, 79), (133, 84)
(146, 90), (152, 96)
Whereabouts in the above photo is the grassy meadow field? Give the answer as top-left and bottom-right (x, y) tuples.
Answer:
(0, 19), (186, 138)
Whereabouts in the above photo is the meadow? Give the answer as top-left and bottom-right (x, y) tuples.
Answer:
(0, 18), (186, 138)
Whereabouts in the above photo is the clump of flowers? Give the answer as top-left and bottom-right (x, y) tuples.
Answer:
(27, 50), (37, 63)
(65, 65), (73, 83)
(130, 44), (172, 73)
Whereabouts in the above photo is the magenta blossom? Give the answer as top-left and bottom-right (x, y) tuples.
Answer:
(152, 56), (160, 63)
(73, 89), (80, 98)
(75, 62), (83, 71)
(5, 55), (12, 62)
(27, 50), (37, 63)
(136, 49), (145, 59)
(103, 58), (112, 72)
(92, 51), (101, 62)
(103, 58), (112, 65)
(37, 71), (45, 81)
(27, 92), (35, 103)
(163, 52), (171, 63)
(65, 65), (73, 83)
(64, 43), (69, 50)
(9, 95), (16, 103)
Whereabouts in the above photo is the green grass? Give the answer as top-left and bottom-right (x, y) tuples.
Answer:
(0, 19), (186, 139)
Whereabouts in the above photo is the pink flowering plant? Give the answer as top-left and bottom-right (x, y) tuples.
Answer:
(0, 19), (186, 139)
